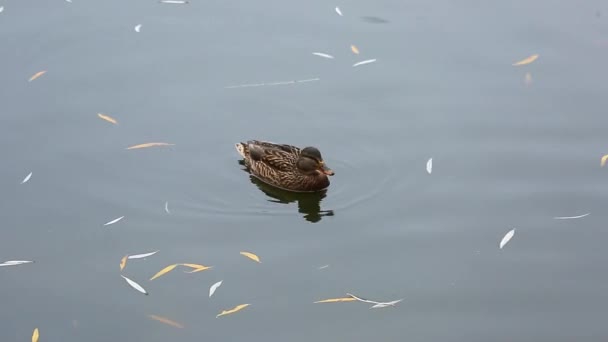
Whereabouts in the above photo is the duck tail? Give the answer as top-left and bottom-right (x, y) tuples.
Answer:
(235, 142), (248, 158)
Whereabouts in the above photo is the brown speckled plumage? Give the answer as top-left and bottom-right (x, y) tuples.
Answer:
(235, 140), (334, 192)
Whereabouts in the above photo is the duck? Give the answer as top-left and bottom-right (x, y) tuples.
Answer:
(235, 140), (335, 192)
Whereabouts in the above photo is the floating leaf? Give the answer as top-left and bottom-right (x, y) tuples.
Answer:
(350, 45), (360, 54)
(553, 213), (590, 220)
(120, 255), (128, 271)
(426, 158), (432, 174)
(216, 304), (250, 318)
(335, 6), (343, 16)
(126, 142), (174, 150)
(353, 59), (377, 67)
(314, 297), (357, 303)
(97, 113), (117, 124)
(150, 264), (178, 280)
(181, 263), (212, 273)
(499, 229), (515, 249)
(104, 216), (124, 226)
(29, 71), (46, 82)
(121, 275), (148, 295)
(134, 24), (142, 33)
(164, 201), (170, 214)
(128, 250), (159, 259)
(370, 299), (404, 309)
(32, 328), (39, 342)
(209, 280), (223, 297)
(312, 52), (334, 59)
(147, 314), (184, 328)
(318, 264), (329, 270)
(512, 54), (538, 66)
(21, 172), (32, 184)
(0, 6), (4, 13)
(0, 260), (34, 267)
(601, 154), (608, 167)
(240, 251), (261, 263)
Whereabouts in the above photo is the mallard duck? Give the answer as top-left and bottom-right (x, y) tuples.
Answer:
(235, 140), (335, 192)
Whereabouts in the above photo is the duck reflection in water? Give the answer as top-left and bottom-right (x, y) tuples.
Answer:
(239, 161), (334, 223)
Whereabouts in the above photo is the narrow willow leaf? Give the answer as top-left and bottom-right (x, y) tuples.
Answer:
(120, 255), (128, 271)
(128, 250), (159, 259)
(29, 71), (46, 82)
(126, 142), (174, 150)
(104, 216), (124, 226)
(335, 7), (343, 16)
(353, 59), (376, 67)
(216, 304), (250, 318)
(209, 280), (223, 297)
(150, 264), (178, 280)
(21, 172), (32, 184)
(314, 297), (357, 303)
(240, 251), (261, 263)
(553, 213), (590, 220)
(121, 275), (148, 295)
(164, 201), (170, 214)
(97, 113), (117, 124)
(32, 328), (39, 342)
(426, 158), (432, 174)
(147, 314), (184, 328)
(181, 263), (212, 273)
(512, 54), (538, 66)
(499, 229), (515, 249)
(0, 260), (34, 267)
(312, 52), (334, 59)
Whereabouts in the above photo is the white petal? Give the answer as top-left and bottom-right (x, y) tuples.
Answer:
(209, 280), (223, 297)
(312, 52), (334, 59)
(21, 172), (32, 184)
(553, 213), (590, 220)
(426, 158), (432, 174)
(352, 59), (377, 67)
(499, 229), (515, 249)
(121, 275), (148, 295)
(128, 250), (159, 259)
(164, 201), (170, 214)
(104, 216), (124, 226)
(134, 24), (142, 33)
(335, 7), (343, 16)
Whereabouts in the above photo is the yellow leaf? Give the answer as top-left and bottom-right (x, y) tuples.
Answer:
(240, 251), (261, 263)
(32, 328), (39, 342)
(126, 142), (175, 150)
(601, 154), (608, 167)
(512, 54), (539, 66)
(120, 255), (128, 271)
(314, 297), (357, 303)
(216, 304), (250, 318)
(97, 113), (118, 125)
(150, 264), (178, 280)
(351, 45), (360, 54)
(29, 71), (47, 82)
(147, 314), (184, 328)
(180, 263), (212, 273)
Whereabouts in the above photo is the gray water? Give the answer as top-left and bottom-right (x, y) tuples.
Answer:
(2, 0), (608, 341)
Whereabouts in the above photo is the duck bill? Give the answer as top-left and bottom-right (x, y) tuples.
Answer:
(321, 166), (335, 176)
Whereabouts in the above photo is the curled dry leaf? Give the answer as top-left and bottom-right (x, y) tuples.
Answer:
(499, 229), (515, 249)
(314, 297), (357, 303)
(240, 251), (261, 263)
(150, 264), (178, 280)
(97, 113), (117, 124)
(121, 275), (148, 295)
(147, 314), (184, 328)
(512, 54), (538, 66)
(32, 328), (39, 342)
(601, 154), (608, 167)
(29, 71), (47, 82)
(350, 45), (360, 54)
(120, 255), (128, 271)
(216, 304), (250, 318)
(126, 142), (174, 150)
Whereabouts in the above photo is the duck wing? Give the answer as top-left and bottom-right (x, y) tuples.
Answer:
(248, 142), (298, 172)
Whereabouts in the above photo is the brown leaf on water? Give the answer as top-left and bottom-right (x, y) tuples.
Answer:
(512, 54), (538, 66)
(601, 154), (608, 167)
(32, 328), (39, 342)
(314, 297), (357, 303)
(148, 314), (184, 328)
(181, 263), (212, 273)
(149, 264), (178, 280)
(351, 45), (360, 54)
(216, 304), (250, 318)
(97, 113), (118, 125)
(240, 251), (261, 263)
(120, 255), (128, 271)
(126, 142), (174, 150)
(28, 71), (47, 82)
